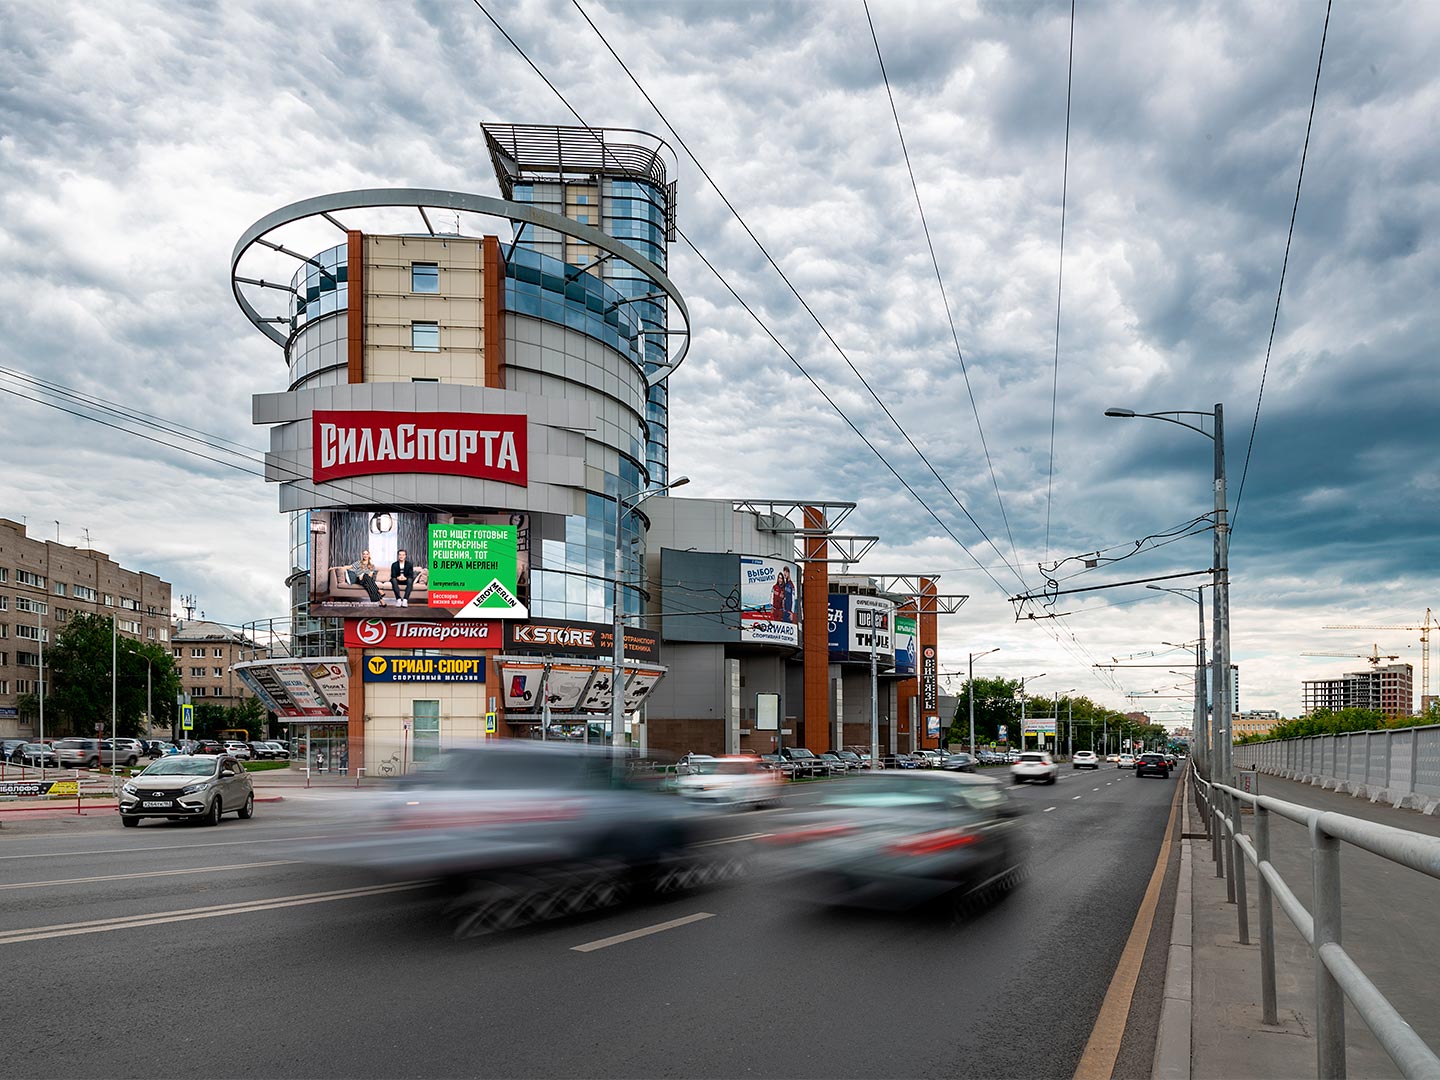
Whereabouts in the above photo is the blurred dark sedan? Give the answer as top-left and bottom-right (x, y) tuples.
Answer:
(941, 753), (977, 773)
(760, 771), (1027, 912)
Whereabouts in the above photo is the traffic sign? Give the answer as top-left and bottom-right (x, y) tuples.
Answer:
(485, 711), (497, 735)
(181, 703), (194, 731)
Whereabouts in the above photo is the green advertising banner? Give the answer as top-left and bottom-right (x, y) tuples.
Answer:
(426, 524), (527, 618)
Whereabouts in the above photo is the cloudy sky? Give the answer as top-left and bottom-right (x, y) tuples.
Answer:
(2, 0), (1436, 723)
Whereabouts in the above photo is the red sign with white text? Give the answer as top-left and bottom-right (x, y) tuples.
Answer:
(312, 411), (527, 486)
(344, 618), (502, 650)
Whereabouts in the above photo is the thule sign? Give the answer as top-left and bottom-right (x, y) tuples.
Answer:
(312, 410), (527, 485)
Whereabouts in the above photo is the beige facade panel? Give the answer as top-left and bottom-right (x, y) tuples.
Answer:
(364, 236), (485, 386)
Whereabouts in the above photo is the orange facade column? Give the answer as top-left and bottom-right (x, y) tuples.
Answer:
(919, 577), (940, 748)
(347, 647), (366, 773)
(801, 506), (831, 752)
(482, 235), (506, 390)
(346, 231), (364, 384)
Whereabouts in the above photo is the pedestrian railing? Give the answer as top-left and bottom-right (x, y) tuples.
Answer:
(1193, 769), (1440, 1079)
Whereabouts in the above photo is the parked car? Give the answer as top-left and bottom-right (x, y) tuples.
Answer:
(54, 738), (101, 768)
(819, 752), (851, 775)
(11, 742), (59, 767)
(104, 738), (146, 766)
(882, 754), (920, 769)
(1117, 753), (1136, 769)
(0, 738), (28, 761)
(262, 741), (290, 760)
(761, 771), (1028, 912)
(222, 741), (253, 760)
(1072, 750), (1100, 770)
(911, 749), (946, 769)
(1135, 752), (1172, 779)
(780, 746), (828, 778)
(941, 753), (977, 773)
(191, 740), (224, 755)
(834, 750), (865, 771)
(759, 754), (796, 780)
(118, 754), (255, 826)
(674, 755), (783, 809)
(1011, 751), (1058, 785)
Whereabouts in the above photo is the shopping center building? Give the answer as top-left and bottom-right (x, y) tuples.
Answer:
(230, 124), (952, 769)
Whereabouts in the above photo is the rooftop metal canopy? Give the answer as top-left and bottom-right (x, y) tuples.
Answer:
(868, 576), (970, 615)
(729, 500), (857, 532)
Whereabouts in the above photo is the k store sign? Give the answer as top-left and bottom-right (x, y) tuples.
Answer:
(312, 410), (527, 486)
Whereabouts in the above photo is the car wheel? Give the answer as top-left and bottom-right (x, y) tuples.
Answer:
(1047, 775), (1056, 785)
(206, 798), (223, 826)
(126, 756), (137, 767)
(237, 792), (254, 819)
(121, 815), (139, 828)
(88, 757), (99, 769)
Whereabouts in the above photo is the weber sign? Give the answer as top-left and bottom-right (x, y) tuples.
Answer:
(312, 410), (526, 486)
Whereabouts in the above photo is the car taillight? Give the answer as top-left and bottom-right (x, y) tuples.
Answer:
(887, 829), (979, 856)
(760, 823), (856, 845)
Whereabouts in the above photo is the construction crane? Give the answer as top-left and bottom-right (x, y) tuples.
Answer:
(1301, 645), (1400, 668)
(1324, 608), (1439, 703)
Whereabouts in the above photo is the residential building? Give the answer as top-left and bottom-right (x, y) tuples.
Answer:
(0, 518), (171, 738)
(1233, 710), (1282, 739)
(171, 619), (269, 708)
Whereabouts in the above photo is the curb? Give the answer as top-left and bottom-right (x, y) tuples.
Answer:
(1152, 771), (1194, 1080)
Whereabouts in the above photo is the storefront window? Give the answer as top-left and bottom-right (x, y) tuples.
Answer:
(413, 700), (440, 763)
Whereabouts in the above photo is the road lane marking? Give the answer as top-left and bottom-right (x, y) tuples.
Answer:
(1072, 769), (1183, 1080)
(571, 912), (715, 953)
(0, 860), (296, 891)
(1072, 796), (1082, 800)
(0, 881), (427, 946)
(696, 832), (770, 847)
(0, 833), (349, 861)
(1043, 807), (1056, 813)
(1093, 788), (1100, 791)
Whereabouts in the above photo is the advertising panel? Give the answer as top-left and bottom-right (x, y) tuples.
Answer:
(738, 556), (800, 647)
(362, 655), (487, 683)
(925, 715), (941, 740)
(827, 596), (849, 657)
(235, 659), (347, 718)
(305, 660), (350, 715)
(536, 665), (600, 711)
(894, 615), (918, 676)
(504, 619), (660, 662)
(312, 410), (526, 487)
(624, 668), (665, 710)
(309, 510), (446, 619)
(502, 663), (545, 709)
(427, 523), (526, 617)
(497, 659), (667, 715)
(921, 645), (939, 711)
(344, 619), (501, 650)
(1024, 719), (1058, 736)
(827, 595), (895, 663)
(273, 662), (333, 716)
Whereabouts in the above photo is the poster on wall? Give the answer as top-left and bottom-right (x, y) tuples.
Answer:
(894, 615), (917, 676)
(308, 509), (450, 619)
(537, 665), (599, 710)
(273, 663), (334, 716)
(502, 663), (546, 709)
(738, 556), (800, 647)
(306, 660), (350, 715)
(925, 715), (940, 740)
(427, 523), (527, 618)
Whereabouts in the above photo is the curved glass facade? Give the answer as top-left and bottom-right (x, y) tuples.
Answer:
(288, 243), (347, 331)
(501, 247), (644, 367)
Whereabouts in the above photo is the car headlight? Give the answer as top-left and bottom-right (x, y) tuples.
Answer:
(122, 782), (138, 795)
(179, 781), (213, 796)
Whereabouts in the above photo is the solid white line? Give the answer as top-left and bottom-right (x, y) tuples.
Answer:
(1043, 807), (1057, 813)
(0, 833), (346, 861)
(571, 912), (715, 953)
(0, 882), (426, 946)
(0, 860), (296, 891)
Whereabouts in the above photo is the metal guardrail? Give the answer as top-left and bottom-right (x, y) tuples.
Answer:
(1193, 769), (1440, 1079)
(1233, 724), (1440, 808)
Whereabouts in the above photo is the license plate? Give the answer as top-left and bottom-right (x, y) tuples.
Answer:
(141, 801), (171, 808)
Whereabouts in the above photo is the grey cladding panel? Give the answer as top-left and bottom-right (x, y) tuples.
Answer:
(661, 549), (739, 643)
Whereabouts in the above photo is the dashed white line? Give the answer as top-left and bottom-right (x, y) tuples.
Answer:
(571, 912), (715, 953)
(1043, 807), (1057, 813)
(1073, 795), (1083, 800)
(0, 860), (295, 891)
(1093, 787), (1100, 792)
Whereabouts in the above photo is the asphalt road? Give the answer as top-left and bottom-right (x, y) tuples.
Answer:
(0, 765), (1180, 1079)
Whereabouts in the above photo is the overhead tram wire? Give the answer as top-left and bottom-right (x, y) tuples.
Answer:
(1043, 0), (1076, 561)
(859, 1), (1023, 581)
(1232, 0), (1332, 529)
(567, 0), (1032, 594)
(469, 0), (1023, 600)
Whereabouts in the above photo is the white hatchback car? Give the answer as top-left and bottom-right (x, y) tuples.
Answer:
(1117, 753), (1136, 768)
(674, 755), (783, 809)
(1011, 751), (1057, 785)
(1072, 750), (1100, 770)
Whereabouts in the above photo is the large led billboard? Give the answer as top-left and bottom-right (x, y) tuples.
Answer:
(738, 556), (799, 647)
(894, 615), (918, 676)
(660, 549), (800, 648)
(308, 510), (529, 620)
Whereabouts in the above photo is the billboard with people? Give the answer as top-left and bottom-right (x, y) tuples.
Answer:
(738, 556), (800, 647)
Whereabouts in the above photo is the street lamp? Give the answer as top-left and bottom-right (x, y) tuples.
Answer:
(1107, 403), (1231, 786)
(1017, 673), (1045, 752)
(612, 476), (689, 756)
(1149, 583), (1211, 773)
(967, 647), (1000, 757)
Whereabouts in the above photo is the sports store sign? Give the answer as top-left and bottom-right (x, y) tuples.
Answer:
(311, 411), (527, 486)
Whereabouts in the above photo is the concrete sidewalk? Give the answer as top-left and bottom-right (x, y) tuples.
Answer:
(1165, 770), (1440, 1080)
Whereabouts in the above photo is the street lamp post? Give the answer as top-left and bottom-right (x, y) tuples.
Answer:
(1107, 403), (1231, 786)
(1148, 584), (1210, 773)
(967, 647), (1000, 757)
(1018, 673), (1045, 753)
(612, 476), (689, 758)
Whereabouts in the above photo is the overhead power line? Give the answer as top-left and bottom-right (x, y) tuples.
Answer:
(1045, 0), (1076, 561)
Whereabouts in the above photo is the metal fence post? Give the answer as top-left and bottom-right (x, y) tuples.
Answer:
(1232, 790), (1250, 942)
(1211, 787), (1224, 873)
(1410, 728), (1420, 802)
(1312, 817), (1346, 1079)
(1255, 802), (1278, 1025)
(1224, 789), (1237, 903)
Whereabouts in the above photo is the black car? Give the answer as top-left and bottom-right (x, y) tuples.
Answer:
(941, 753), (977, 773)
(1135, 752), (1171, 779)
(11, 742), (59, 767)
(781, 746), (828, 778)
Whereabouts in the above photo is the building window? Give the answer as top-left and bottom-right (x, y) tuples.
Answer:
(0, 625), (8, 639)
(0, 597), (7, 611)
(103, 594), (113, 606)
(147, 627), (154, 639)
(411, 377), (439, 383)
(191, 648), (205, 657)
(73, 584), (96, 601)
(213, 686), (225, 697)
(17, 652), (40, 667)
(16, 570), (46, 589)
(173, 649), (182, 658)
(411, 321), (440, 352)
(190, 667), (204, 677)
(15, 597), (47, 615)
(0, 681), (7, 695)
(214, 648), (224, 658)
(213, 667), (223, 677)
(0, 568), (7, 582)
(121, 597), (140, 611)
(16, 624), (49, 642)
(411, 263), (439, 293)
(56, 609), (69, 623)
(54, 582), (67, 597)
(159, 628), (168, 642)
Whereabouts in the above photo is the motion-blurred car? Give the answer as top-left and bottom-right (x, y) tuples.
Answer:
(118, 754), (254, 827)
(11, 742), (59, 767)
(675, 755), (783, 809)
(1072, 750), (1100, 770)
(941, 753), (977, 773)
(883, 754), (920, 769)
(1011, 752), (1057, 785)
(1117, 753), (1136, 769)
(761, 771), (1027, 912)
(1135, 752), (1172, 779)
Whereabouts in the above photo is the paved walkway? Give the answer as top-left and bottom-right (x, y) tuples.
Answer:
(1173, 770), (1440, 1080)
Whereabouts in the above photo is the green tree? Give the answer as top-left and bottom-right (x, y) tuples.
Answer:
(947, 676), (1022, 747)
(46, 613), (181, 737)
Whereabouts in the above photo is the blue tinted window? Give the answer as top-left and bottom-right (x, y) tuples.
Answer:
(412, 263), (439, 293)
(411, 322), (439, 352)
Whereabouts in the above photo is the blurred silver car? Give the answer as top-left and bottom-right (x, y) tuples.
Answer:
(118, 754), (254, 826)
(761, 771), (1027, 912)
(674, 755), (783, 809)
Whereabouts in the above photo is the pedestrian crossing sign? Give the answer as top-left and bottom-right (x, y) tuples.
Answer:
(485, 711), (497, 735)
(181, 703), (194, 731)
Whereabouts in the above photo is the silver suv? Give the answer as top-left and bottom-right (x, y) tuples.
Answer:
(118, 755), (254, 827)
